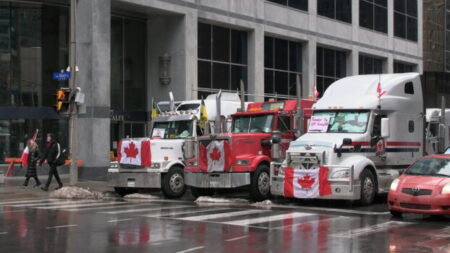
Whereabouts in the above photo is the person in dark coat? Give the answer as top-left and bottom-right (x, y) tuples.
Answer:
(23, 139), (41, 187)
(40, 133), (63, 191)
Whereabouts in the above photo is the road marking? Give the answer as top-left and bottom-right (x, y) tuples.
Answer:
(143, 208), (232, 218)
(37, 201), (122, 210)
(268, 203), (391, 216)
(0, 198), (55, 205)
(223, 212), (315, 226)
(176, 246), (205, 253)
(331, 221), (413, 238)
(226, 235), (248, 242)
(269, 215), (354, 230)
(0, 232), (8, 235)
(100, 205), (191, 214)
(46, 224), (78, 229)
(65, 203), (146, 212)
(108, 218), (133, 223)
(177, 209), (269, 221)
(12, 200), (98, 207)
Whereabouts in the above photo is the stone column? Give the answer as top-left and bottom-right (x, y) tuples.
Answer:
(248, 24), (264, 102)
(76, 0), (111, 179)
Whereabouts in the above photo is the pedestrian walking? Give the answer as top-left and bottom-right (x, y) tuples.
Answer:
(40, 133), (63, 191)
(22, 139), (41, 187)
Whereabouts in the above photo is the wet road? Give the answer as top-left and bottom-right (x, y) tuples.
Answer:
(0, 196), (449, 253)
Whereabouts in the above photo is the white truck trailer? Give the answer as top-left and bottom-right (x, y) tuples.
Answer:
(108, 92), (244, 197)
(271, 73), (424, 205)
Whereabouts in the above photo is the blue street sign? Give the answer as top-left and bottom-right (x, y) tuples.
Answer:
(52, 71), (71, 81)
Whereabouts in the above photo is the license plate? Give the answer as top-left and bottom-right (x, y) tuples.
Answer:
(127, 179), (136, 187)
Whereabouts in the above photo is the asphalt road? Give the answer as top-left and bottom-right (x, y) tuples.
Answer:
(0, 192), (449, 253)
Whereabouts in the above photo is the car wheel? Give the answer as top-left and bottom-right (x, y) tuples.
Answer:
(359, 168), (376, 206)
(390, 210), (402, 218)
(162, 167), (186, 198)
(190, 187), (214, 199)
(250, 164), (271, 201)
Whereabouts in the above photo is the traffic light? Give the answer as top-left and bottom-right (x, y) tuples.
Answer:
(55, 88), (71, 114)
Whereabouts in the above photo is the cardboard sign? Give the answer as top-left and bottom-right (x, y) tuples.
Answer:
(309, 116), (330, 133)
(152, 128), (166, 138)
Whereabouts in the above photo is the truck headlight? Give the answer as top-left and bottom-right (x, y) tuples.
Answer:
(150, 163), (161, 169)
(330, 169), (350, 179)
(236, 159), (249, 166)
(390, 178), (400, 191)
(441, 183), (450, 194)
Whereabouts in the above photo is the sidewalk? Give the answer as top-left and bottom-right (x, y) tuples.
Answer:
(0, 175), (113, 200)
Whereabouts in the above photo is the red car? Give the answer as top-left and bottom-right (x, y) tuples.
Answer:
(388, 155), (450, 217)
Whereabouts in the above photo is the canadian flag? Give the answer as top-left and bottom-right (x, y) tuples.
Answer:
(199, 140), (232, 172)
(118, 140), (151, 166)
(284, 167), (332, 198)
(21, 129), (39, 168)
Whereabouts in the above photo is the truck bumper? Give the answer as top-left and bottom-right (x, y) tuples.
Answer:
(185, 171), (251, 188)
(107, 171), (161, 189)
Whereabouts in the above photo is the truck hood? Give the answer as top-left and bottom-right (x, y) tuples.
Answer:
(150, 139), (185, 163)
(290, 133), (369, 150)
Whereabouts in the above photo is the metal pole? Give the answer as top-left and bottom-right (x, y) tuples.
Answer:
(239, 79), (245, 112)
(296, 74), (303, 137)
(69, 0), (78, 185)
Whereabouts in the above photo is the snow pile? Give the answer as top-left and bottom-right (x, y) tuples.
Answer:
(195, 196), (249, 204)
(251, 200), (273, 206)
(123, 193), (159, 199)
(49, 186), (105, 199)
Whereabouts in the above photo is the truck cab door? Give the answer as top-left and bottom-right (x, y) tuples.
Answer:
(425, 122), (439, 155)
(277, 115), (295, 153)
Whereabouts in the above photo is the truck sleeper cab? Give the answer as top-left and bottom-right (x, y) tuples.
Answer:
(271, 73), (424, 205)
(184, 99), (314, 201)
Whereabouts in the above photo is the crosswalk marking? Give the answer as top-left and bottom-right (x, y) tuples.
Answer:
(46, 224), (78, 229)
(177, 209), (269, 221)
(12, 200), (98, 208)
(269, 215), (353, 230)
(222, 212), (315, 226)
(331, 221), (412, 238)
(100, 205), (191, 214)
(143, 208), (232, 218)
(0, 198), (55, 205)
(37, 201), (129, 210)
(65, 203), (146, 212)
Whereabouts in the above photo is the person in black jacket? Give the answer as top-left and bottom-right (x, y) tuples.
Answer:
(40, 133), (63, 191)
(23, 139), (41, 187)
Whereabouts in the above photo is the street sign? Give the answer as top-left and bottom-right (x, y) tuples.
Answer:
(52, 71), (71, 81)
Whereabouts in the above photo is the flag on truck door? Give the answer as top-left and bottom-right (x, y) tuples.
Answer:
(283, 167), (332, 198)
(118, 140), (151, 166)
(199, 140), (232, 172)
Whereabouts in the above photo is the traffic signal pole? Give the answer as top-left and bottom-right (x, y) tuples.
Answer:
(68, 0), (78, 185)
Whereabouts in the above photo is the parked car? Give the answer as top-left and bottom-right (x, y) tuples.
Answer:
(388, 155), (450, 217)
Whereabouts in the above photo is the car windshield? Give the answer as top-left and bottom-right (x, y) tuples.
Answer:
(406, 158), (450, 177)
(232, 114), (274, 133)
(308, 110), (370, 133)
(152, 120), (193, 139)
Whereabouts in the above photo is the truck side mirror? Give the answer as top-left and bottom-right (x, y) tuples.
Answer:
(342, 138), (352, 145)
(381, 118), (390, 138)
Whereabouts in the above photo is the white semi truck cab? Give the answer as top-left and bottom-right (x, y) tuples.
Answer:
(108, 92), (244, 197)
(271, 73), (424, 205)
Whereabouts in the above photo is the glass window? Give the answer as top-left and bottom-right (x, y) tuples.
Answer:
(318, 0), (352, 23)
(360, 0), (387, 33)
(394, 0), (417, 41)
(264, 36), (302, 99)
(309, 111), (370, 133)
(197, 23), (248, 95)
(406, 158), (450, 177)
(152, 120), (194, 139)
(232, 114), (274, 133)
(394, 61), (415, 73)
(267, 0), (308, 11)
(359, 55), (384, 74)
(278, 116), (291, 132)
(316, 46), (347, 95)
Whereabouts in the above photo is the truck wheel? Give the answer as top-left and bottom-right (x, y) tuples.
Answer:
(161, 167), (186, 198)
(250, 164), (271, 201)
(359, 168), (376, 206)
(114, 187), (136, 197)
(190, 187), (214, 199)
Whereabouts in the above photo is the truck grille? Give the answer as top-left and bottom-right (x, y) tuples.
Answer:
(119, 164), (141, 169)
(289, 152), (324, 169)
(401, 188), (432, 196)
(400, 203), (431, 210)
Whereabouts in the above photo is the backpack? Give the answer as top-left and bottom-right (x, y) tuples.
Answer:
(55, 143), (67, 166)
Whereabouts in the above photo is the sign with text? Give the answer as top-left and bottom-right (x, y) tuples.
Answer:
(309, 116), (330, 133)
(52, 71), (71, 81)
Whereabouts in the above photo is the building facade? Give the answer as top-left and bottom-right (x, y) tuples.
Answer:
(0, 0), (423, 177)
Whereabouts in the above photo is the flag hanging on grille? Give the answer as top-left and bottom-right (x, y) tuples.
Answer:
(283, 167), (332, 198)
(118, 139), (151, 166)
(199, 140), (232, 172)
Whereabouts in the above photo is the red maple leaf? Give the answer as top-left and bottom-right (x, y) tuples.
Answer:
(124, 142), (139, 158)
(298, 174), (315, 189)
(209, 147), (221, 161)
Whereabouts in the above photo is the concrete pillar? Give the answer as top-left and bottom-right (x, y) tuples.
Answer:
(350, 49), (359, 75)
(248, 24), (264, 102)
(303, 39), (316, 98)
(76, 0), (111, 178)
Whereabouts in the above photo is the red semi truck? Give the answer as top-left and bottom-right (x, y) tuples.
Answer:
(183, 99), (314, 200)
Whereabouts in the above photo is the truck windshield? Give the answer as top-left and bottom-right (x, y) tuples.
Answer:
(177, 103), (200, 111)
(309, 110), (369, 133)
(406, 158), (450, 177)
(152, 120), (193, 139)
(232, 114), (274, 133)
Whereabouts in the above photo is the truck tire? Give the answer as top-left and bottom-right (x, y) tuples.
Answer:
(250, 164), (271, 201)
(359, 168), (376, 206)
(161, 167), (186, 198)
(114, 187), (136, 197)
(190, 187), (214, 199)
